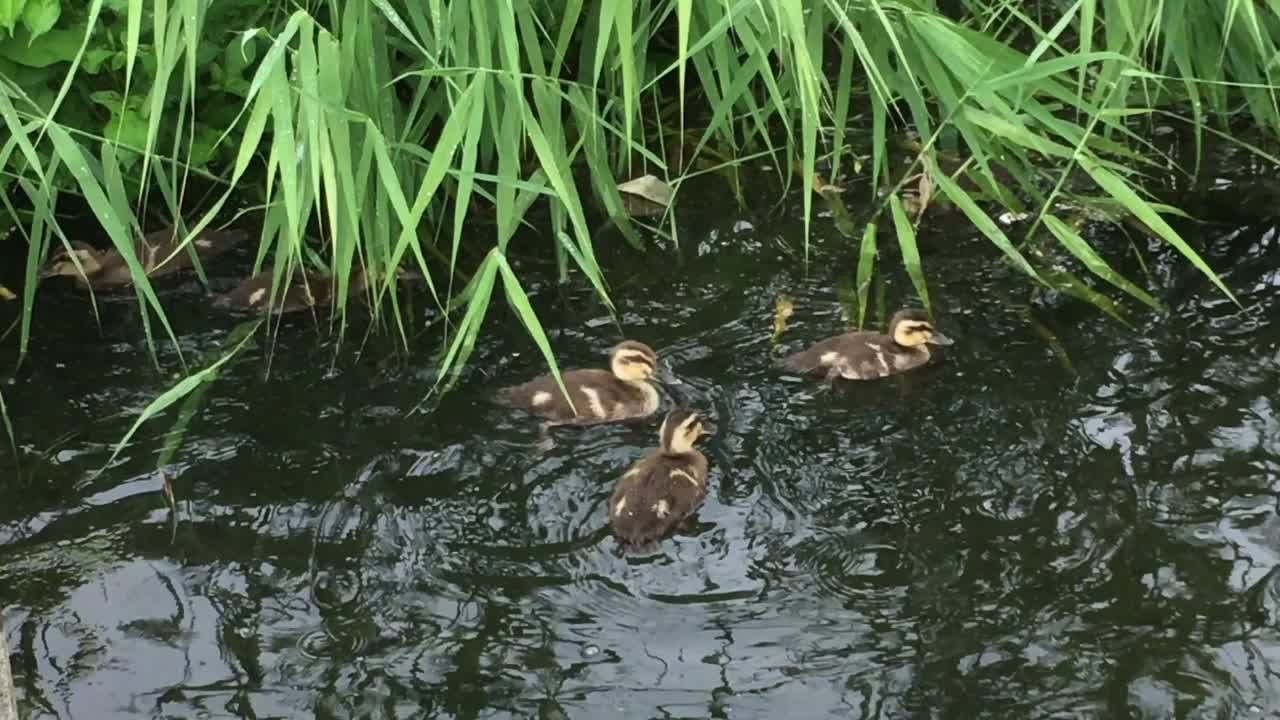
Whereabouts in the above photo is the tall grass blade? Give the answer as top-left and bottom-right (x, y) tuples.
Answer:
(931, 169), (1042, 282)
(100, 321), (260, 476)
(1078, 156), (1237, 304)
(856, 222), (878, 330)
(1044, 214), (1161, 309)
(496, 254), (574, 410)
(888, 194), (930, 313)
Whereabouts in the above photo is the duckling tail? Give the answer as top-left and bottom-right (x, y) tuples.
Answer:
(491, 385), (522, 407)
(778, 350), (818, 375)
(610, 536), (660, 557)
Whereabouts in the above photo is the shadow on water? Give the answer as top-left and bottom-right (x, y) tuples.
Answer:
(3, 148), (1280, 718)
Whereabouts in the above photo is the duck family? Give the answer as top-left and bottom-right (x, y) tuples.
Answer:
(37, 226), (953, 553)
(495, 309), (954, 552)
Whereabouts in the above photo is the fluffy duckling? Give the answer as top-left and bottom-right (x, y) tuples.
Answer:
(213, 265), (419, 315)
(608, 408), (714, 549)
(211, 269), (335, 315)
(782, 308), (953, 384)
(40, 227), (246, 289)
(493, 340), (676, 427)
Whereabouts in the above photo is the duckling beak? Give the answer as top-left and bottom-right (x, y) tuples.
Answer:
(700, 420), (718, 436)
(927, 331), (955, 346)
(655, 364), (683, 385)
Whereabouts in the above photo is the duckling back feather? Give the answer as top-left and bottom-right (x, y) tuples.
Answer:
(608, 451), (708, 549)
(494, 368), (656, 424)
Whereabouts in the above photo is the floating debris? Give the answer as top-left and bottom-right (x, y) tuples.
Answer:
(617, 174), (673, 217)
(771, 294), (795, 351)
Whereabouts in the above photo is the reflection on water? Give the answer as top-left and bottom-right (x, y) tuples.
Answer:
(4, 173), (1280, 718)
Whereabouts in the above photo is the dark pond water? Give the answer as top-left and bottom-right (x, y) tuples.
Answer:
(3, 149), (1280, 718)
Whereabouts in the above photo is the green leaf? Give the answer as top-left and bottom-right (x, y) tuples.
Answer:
(888, 194), (930, 313)
(0, 26), (80, 67)
(856, 222), (877, 330)
(495, 254), (575, 412)
(0, 0), (25, 33)
(20, 0), (57, 39)
(100, 322), (259, 474)
(1044, 214), (1160, 309)
(931, 169), (1043, 283)
(1078, 156), (1237, 305)
(82, 48), (115, 73)
(103, 106), (148, 152)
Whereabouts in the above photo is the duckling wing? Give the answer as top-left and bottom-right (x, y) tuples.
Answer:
(608, 453), (709, 547)
(783, 331), (908, 379)
(492, 369), (614, 422)
(212, 271), (329, 315)
(781, 333), (862, 375)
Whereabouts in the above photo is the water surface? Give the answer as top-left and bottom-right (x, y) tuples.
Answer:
(3, 160), (1280, 718)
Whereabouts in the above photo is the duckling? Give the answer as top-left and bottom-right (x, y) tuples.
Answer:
(40, 227), (246, 289)
(608, 408), (714, 550)
(213, 269), (345, 315)
(212, 266), (414, 315)
(493, 340), (677, 428)
(782, 308), (953, 384)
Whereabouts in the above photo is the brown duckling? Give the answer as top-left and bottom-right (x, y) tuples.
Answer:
(212, 269), (343, 315)
(493, 340), (679, 428)
(782, 308), (953, 385)
(40, 227), (246, 289)
(211, 266), (410, 315)
(608, 408), (714, 550)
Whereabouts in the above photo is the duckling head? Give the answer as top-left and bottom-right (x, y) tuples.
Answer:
(40, 243), (106, 281)
(609, 340), (662, 382)
(890, 308), (954, 348)
(659, 407), (714, 455)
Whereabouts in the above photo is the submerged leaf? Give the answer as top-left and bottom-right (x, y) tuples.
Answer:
(818, 182), (857, 238)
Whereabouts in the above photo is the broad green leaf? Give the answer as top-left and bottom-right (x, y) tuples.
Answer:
(0, 0), (25, 33)
(985, 51), (1133, 92)
(154, 322), (259, 472)
(434, 251), (499, 390)
(676, 0), (691, 122)
(0, 26), (80, 66)
(20, 0), (58, 39)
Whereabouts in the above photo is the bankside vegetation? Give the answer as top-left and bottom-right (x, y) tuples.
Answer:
(2, 0), (1277, 394)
